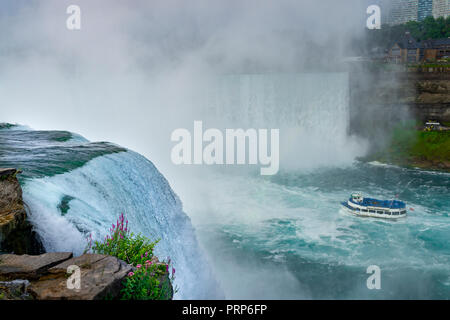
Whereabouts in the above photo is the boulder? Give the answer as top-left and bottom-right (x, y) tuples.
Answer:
(28, 254), (132, 300)
(0, 168), (44, 254)
(0, 252), (73, 281)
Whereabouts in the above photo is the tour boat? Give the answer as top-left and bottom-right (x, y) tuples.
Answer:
(341, 192), (407, 219)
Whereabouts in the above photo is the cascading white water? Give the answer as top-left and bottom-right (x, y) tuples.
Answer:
(166, 73), (450, 299)
(197, 73), (367, 170)
(22, 151), (223, 299)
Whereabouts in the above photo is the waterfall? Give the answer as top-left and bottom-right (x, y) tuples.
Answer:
(199, 73), (367, 169)
(19, 149), (222, 299)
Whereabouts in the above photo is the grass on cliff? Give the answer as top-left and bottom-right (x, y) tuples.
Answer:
(86, 213), (175, 300)
(372, 121), (450, 169)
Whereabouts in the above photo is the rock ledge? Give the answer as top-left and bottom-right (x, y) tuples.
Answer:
(0, 168), (43, 254)
(0, 253), (133, 300)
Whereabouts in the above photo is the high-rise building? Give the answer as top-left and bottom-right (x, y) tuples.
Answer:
(418, 0), (434, 20)
(387, 0), (419, 25)
(432, 0), (450, 18)
(384, 0), (448, 25)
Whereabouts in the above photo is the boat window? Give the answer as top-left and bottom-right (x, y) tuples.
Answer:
(362, 209), (368, 212)
(369, 210), (375, 213)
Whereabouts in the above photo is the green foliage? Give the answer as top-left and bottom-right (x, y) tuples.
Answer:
(409, 64), (450, 68)
(121, 262), (174, 300)
(362, 16), (450, 53)
(90, 226), (158, 267)
(411, 131), (450, 161)
(86, 213), (175, 300)
(373, 121), (450, 169)
(390, 123), (418, 153)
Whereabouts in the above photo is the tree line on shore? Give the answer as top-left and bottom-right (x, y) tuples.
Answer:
(355, 16), (450, 55)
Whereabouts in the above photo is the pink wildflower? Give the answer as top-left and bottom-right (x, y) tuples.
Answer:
(128, 272), (134, 277)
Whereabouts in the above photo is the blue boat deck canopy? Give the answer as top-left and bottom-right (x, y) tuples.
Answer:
(350, 197), (406, 209)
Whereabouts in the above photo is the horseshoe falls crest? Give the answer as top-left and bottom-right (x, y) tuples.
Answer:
(0, 126), (222, 299)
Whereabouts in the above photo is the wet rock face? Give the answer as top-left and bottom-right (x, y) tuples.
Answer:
(414, 79), (450, 122)
(0, 253), (134, 300)
(350, 72), (450, 125)
(0, 168), (44, 254)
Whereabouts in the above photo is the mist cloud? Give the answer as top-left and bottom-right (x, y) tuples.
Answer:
(1, 0), (369, 172)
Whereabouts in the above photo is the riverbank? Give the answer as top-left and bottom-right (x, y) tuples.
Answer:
(362, 124), (450, 172)
(348, 68), (450, 172)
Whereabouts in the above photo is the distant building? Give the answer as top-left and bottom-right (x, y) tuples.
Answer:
(386, 0), (449, 25)
(432, 0), (450, 18)
(388, 0), (419, 25)
(388, 33), (450, 63)
(388, 32), (421, 63)
(418, 0), (434, 20)
(422, 38), (450, 60)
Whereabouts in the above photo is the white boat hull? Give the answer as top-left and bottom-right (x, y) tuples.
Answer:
(342, 205), (406, 219)
(341, 200), (407, 219)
